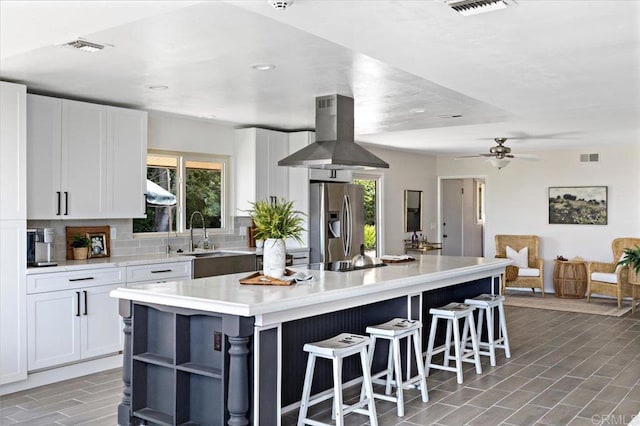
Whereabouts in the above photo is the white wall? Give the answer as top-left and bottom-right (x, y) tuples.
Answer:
(147, 112), (235, 154)
(437, 143), (640, 292)
(368, 146), (438, 255)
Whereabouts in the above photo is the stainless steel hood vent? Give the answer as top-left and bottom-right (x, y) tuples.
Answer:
(278, 94), (389, 170)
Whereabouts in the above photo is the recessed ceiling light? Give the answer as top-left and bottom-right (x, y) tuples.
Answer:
(146, 85), (169, 91)
(251, 64), (276, 71)
(410, 108), (426, 114)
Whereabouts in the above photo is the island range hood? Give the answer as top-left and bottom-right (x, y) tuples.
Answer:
(278, 94), (389, 170)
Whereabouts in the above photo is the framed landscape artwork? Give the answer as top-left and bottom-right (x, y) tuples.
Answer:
(548, 186), (607, 225)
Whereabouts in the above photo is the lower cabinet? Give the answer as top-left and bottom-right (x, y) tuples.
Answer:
(131, 304), (224, 425)
(27, 284), (122, 371)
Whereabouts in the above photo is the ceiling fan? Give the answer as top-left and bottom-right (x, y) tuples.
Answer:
(455, 137), (539, 169)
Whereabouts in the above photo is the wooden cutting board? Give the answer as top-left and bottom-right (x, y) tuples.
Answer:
(239, 269), (295, 286)
(65, 226), (111, 260)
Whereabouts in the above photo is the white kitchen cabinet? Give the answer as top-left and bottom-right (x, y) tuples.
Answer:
(81, 284), (123, 359)
(0, 81), (27, 385)
(287, 132), (311, 247)
(26, 266), (125, 371)
(61, 99), (108, 218)
(27, 289), (81, 370)
(0, 82), (26, 221)
(27, 283), (123, 371)
(126, 261), (192, 284)
(27, 94), (147, 219)
(26, 95), (62, 219)
(106, 106), (147, 218)
(234, 128), (289, 214)
(0, 221), (27, 384)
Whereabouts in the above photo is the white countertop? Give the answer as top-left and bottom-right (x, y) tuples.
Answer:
(26, 253), (194, 274)
(111, 256), (511, 324)
(26, 246), (309, 274)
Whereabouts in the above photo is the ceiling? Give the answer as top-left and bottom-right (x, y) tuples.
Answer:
(1, 0), (639, 156)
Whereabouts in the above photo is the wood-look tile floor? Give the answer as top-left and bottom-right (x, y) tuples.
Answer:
(2, 305), (639, 426)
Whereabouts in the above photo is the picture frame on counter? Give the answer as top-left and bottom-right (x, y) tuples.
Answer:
(87, 232), (109, 258)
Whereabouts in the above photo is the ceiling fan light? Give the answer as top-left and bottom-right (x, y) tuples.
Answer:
(488, 157), (510, 169)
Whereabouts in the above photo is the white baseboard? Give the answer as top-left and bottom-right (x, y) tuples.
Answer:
(0, 354), (122, 396)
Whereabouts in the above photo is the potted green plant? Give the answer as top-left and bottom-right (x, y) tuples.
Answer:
(71, 234), (91, 260)
(247, 199), (305, 278)
(618, 245), (640, 284)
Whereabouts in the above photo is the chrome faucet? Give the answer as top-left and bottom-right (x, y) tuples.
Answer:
(189, 211), (209, 251)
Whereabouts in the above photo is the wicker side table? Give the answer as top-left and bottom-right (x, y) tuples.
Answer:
(553, 260), (587, 298)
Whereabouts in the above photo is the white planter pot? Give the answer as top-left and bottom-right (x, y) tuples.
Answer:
(263, 238), (286, 278)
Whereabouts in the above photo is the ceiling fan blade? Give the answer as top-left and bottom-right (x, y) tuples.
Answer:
(477, 131), (581, 141)
(512, 154), (540, 161)
(454, 155), (484, 159)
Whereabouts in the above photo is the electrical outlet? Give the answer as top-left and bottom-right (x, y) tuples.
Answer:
(214, 332), (222, 351)
(110, 227), (117, 240)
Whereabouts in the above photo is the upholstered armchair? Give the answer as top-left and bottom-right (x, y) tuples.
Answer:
(586, 237), (640, 308)
(495, 235), (545, 296)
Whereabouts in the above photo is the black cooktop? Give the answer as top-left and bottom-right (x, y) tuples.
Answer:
(307, 261), (388, 272)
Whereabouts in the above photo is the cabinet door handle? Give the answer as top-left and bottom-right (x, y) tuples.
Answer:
(83, 291), (88, 315)
(330, 170), (337, 179)
(64, 192), (69, 215)
(150, 269), (172, 274)
(68, 277), (95, 282)
(75, 292), (81, 317)
(56, 192), (61, 215)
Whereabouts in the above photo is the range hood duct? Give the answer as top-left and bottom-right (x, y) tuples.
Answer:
(278, 94), (389, 170)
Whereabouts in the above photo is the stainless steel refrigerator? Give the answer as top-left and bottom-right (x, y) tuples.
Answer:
(309, 182), (364, 264)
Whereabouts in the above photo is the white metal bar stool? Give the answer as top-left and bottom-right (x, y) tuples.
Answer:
(360, 318), (429, 417)
(298, 333), (378, 426)
(425, 302), (482, 384)
(463, 294), (511, 366)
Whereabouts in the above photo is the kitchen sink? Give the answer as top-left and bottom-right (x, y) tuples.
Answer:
(181, 252), (257, 278)
(185, 251), (244, 258)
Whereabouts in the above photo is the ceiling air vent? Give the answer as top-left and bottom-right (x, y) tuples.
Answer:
(580, 153), (600, 163)
(62, 39), (108, 53)
(269, 0), (294, 10)
(444, 0), (513, 16)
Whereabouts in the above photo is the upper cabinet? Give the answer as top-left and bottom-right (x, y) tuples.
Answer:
(234, 128), (289, 214)
(27, 95), (147, 219)
(0, 81), (27, 221)
(105, 106), (147, 218)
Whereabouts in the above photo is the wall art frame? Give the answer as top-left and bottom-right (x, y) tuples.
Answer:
(548, 186), (607, 225)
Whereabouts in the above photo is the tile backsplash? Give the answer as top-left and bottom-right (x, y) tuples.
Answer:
(28, 217), (252, 261)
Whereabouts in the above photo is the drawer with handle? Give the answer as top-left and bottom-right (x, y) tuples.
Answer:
(27, 267), (125, 294)
(126, 261), (192, 284)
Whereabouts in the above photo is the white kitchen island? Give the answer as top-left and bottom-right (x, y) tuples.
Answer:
(111, 255), (510, 426)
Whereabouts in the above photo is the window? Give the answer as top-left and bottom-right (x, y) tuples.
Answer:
(133, 151), (230, 234)
(353, 173), (384, 258)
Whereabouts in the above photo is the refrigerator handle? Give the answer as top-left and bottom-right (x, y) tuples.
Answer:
(343, 194), (352, 257)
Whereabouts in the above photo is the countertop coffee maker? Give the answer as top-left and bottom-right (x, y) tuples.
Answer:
(27, 228), (57, 267)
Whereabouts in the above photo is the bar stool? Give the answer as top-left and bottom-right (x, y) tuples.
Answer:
(463, 294), (511, 367)
(361, 318), (428, 417)
(425, 302), (482, 384)
(298, 333), (377, 426)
